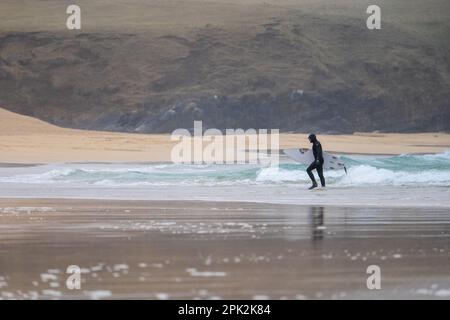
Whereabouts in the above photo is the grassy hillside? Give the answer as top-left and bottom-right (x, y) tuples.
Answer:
(0, 0), (449, 133)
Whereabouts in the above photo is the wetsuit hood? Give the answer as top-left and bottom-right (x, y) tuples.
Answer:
(308, 133), (317, 143)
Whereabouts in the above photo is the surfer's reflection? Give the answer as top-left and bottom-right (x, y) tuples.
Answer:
(310, 206), (325, 240)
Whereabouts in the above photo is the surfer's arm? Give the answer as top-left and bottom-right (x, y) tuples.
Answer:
(315, 143), (323, 164)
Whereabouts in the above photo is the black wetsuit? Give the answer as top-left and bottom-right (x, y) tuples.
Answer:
(307, 140), (326, 187)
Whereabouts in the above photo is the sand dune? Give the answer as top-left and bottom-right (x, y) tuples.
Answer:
(0, 108), (67, 135)
(0, 107), (449, 164)
(0, 107), (174, 163)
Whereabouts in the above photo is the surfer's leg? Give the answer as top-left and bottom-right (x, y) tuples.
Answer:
(317, 164), (325, 187)
(306, 163), (317, 185)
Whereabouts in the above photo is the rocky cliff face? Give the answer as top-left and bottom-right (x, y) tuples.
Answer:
(0, 8), (449, 133)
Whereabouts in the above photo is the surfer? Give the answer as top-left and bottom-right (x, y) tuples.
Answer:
(306, 134), (325, 190)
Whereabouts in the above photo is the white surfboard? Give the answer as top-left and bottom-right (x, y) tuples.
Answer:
(283, 148), (347, 172)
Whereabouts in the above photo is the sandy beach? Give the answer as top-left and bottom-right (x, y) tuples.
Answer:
(1, 108), (450, 300)
(0, 198), (449, 300)
(1, 0), (449, 303)
(1, 107), (450, 164)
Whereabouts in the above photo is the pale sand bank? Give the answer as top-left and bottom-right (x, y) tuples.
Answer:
(1, 107), (449, 164)
(0, 198), (449, 299)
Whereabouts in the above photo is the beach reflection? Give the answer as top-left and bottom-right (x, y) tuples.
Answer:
(1, 199), (450, 299)
(310, 206), (325, 241)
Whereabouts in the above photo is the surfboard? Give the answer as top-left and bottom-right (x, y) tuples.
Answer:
(283, 148), (347, 172)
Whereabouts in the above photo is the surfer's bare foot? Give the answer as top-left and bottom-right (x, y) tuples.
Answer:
(308, 183), (318, 190)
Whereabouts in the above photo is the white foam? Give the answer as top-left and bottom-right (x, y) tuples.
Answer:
(340, 165), (450, 186)
(186, 268), (226, 277)
(155, 293), (170, 300)
(113, 264), (129, 271)
(256, 164), (450, 186)
(40, 273), (58, 282)
(256, 166), (307, 182)
(84, 290), (112, 300)
(41, 289), (62, 297)
(435, 289), (450, 298)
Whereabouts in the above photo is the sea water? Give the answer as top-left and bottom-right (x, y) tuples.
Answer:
(0, 151), (449, 206)
(1, 151), (449, 187)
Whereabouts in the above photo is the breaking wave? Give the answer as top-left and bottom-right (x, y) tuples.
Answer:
(1, 151), (449, 187)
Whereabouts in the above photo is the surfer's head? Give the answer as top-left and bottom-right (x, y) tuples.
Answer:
(308, 133), (317, 143)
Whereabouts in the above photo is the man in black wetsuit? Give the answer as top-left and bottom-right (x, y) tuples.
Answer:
(306, 133), (325, 190)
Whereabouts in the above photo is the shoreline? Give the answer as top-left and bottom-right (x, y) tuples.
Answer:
(1, 108), (450, 164)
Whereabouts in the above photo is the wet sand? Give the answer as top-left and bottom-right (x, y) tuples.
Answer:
(1, 199), (449, 300)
